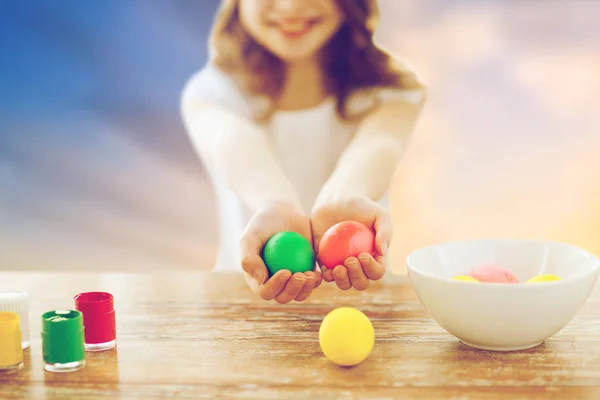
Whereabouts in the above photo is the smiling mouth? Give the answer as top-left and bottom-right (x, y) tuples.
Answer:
(271, 18), (322, 39)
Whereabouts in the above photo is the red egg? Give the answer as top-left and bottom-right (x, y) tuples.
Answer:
(318, 221), (375, 269)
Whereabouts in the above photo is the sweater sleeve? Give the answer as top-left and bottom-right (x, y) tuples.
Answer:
(314, 61), (428, 207)
(181, 65), (303, 213)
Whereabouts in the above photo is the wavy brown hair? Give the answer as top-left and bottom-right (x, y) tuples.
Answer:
(210, 0), (423, 121)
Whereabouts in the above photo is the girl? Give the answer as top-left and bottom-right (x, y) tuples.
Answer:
(181, 0), (427, 303)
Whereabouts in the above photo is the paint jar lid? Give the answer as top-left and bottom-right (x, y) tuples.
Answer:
(0, 291), (29, 314)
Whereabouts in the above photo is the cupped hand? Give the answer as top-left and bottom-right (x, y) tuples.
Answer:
(240, 202), (322, 303)
(312, 197), (392, 290)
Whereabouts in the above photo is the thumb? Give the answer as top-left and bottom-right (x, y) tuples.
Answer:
(373, 212), (393, 256)
(242, 255), (268, 284)
(240, 232), (268, 284)
(308, 219), (322, 253)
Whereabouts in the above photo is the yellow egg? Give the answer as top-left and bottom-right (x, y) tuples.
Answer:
(451, 275), (479, 282)
(319, 307), (374, 367)
(526, 274), (562, 283)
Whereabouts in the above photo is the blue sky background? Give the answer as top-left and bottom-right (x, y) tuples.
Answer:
(0, 0), (219, 167)
(0, 0), (224, 270)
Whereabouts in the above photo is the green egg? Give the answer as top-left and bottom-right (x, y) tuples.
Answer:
(262, 231), (315, 275)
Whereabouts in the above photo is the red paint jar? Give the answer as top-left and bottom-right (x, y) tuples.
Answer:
(74, 292), (116, 351)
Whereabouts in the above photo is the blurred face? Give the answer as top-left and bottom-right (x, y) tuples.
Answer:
(239, 0), (343, 62)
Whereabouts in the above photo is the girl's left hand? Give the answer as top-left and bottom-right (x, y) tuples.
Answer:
(311, 197), (392, 291)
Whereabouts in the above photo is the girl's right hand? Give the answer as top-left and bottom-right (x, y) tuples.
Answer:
(240, 202), (322, 304)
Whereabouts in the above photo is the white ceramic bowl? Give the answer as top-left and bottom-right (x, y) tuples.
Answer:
(406, 239), (600, 351)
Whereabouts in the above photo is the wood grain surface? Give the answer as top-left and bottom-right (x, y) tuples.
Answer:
(1, 272), (599, 400)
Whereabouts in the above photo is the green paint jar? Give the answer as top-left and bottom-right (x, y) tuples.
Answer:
(42, 310), (86, 372)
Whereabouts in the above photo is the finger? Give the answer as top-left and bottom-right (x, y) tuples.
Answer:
(358, 253), (386, 281)
(240, 229), (263, 260)
(275, 273), (307, 304)
(345, 257), (369, 290)
(333, 265), (352, 290)
(259, 270), (292, 300)
(311, 224), (324, 252)
(241, 254), (268, 285)
(240, 231), (268, 284)
(244, 272), (261, 295)
(374, 212), (393, 256)
(313, 270), (323, 288)
(294, 272), (316, 302)
(322, 267), (335, 282)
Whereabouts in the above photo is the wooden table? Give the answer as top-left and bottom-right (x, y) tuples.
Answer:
(1, 272), (599, 399)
